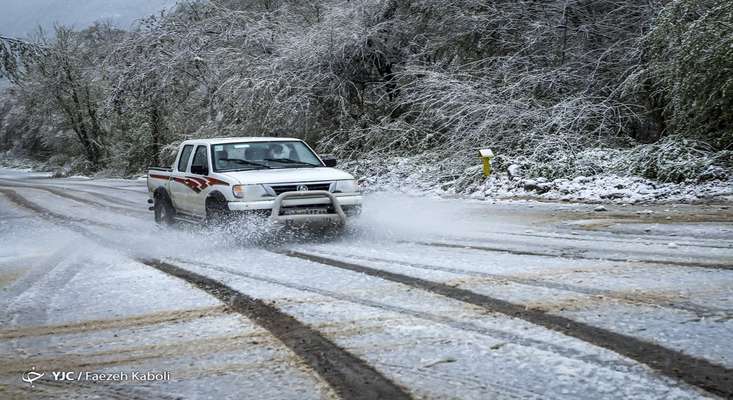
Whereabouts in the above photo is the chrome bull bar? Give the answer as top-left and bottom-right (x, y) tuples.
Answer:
(270, 190), (346, 224)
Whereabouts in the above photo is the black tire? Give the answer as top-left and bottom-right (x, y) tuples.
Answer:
(206, 195), (229, 227)
(343, 205), (362, 217)
(154, 193), (176, 225)
(329, 219), (347, 236)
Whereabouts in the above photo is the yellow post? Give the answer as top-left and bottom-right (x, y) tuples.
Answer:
(479, 149), (494, 177)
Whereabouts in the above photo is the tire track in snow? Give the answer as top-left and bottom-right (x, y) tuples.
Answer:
(498, 231), (732, 250)
(139, 259), (412, 400)
(0, 188), (119, 230)
(57, 181), (147, 194)
(302, 249), (732, 318)
(409, 240), (733, 270)
(0, 179), (148, 215)
(279, 249), (733, 399)
(1, 331), (284, 375)
(4, 259), (84, 328)
(46, 184), (145, 207)
(0, 306), (226, 339)
(0, 182), (145, 216)
(174, 258), (648, 372)
(57, 186), (143, 207)
(0, 189), (412, 400)
(0, 251), (69, 319)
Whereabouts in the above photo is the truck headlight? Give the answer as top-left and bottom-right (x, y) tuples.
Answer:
(331, 179), (359, 193)
(232, 184), (269, 199)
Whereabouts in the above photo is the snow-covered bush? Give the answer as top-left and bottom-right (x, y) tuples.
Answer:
(618, 137), (731, 183)
(633, 0), (733, 148)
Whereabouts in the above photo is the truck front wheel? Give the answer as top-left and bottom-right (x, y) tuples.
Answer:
(154, 194), (176, 225)
(206, 195), (229, 226)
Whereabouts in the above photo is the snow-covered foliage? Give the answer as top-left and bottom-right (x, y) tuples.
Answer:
(631, 0), (733, 149)
(344, 153), (732, 204)
(0, 0), (730, 198)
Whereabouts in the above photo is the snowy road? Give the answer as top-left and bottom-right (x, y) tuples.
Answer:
(1, 168), (732, 399)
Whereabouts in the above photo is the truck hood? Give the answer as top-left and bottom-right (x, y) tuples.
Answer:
(221, 167), (354, 185)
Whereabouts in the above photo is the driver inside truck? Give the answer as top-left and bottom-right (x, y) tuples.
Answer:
(268, 143), (291, 160)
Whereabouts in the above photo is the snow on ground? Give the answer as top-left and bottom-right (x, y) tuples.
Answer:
(481, 174), (733, 204)
(291, 241), (733, 367)
(343, 157), (733, 204)
(174, 252), (709, 400)
(1, 168), (731, 399)
(0, 194), (338, 399)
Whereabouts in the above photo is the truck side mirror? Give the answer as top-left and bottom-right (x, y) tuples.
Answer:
(191, 165), (208, 175)
(322, 156), (337, 167)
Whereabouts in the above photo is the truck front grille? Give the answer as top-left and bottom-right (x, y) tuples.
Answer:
(270, 182), (332, 195)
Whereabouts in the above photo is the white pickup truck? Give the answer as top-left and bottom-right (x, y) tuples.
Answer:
(147, 137), (362, 226)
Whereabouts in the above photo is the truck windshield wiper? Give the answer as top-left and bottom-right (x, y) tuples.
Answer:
(220, 158), (272, 169)
(264, 158), (319, 167)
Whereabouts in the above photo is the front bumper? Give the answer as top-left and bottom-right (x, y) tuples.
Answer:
(227, 191), (362, 224)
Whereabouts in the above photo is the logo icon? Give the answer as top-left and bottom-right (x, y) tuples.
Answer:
(21, 367), (44, 387)
(296, 185), (309, 192)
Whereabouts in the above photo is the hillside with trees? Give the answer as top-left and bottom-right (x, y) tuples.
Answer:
(1, 0), (731, 193)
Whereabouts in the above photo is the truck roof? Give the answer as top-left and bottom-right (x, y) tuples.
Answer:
(181, 137), (301, 145)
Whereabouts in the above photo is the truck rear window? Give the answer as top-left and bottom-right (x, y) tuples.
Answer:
(177, 145), (193, 172)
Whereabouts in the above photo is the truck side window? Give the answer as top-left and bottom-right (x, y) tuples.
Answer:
(191, 145), (208, 171)
(177, 145), (194, 172)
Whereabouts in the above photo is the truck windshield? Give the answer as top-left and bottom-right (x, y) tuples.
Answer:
(212, 141), (323, 172)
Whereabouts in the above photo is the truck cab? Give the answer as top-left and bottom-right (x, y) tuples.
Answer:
(147, 137), (362, 226)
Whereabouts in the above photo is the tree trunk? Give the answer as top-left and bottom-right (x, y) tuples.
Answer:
(149, 103), (162, 166)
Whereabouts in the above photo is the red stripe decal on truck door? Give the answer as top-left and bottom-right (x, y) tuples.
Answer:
(205, 177), (230, 186)
(163, 175), (229, 193)
(172, 177), (201, 193)
(149, 174), (170, 180)
(188, 177), (209, 190)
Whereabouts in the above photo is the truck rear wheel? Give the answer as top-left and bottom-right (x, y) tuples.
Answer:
(154, 194), (176, 225)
